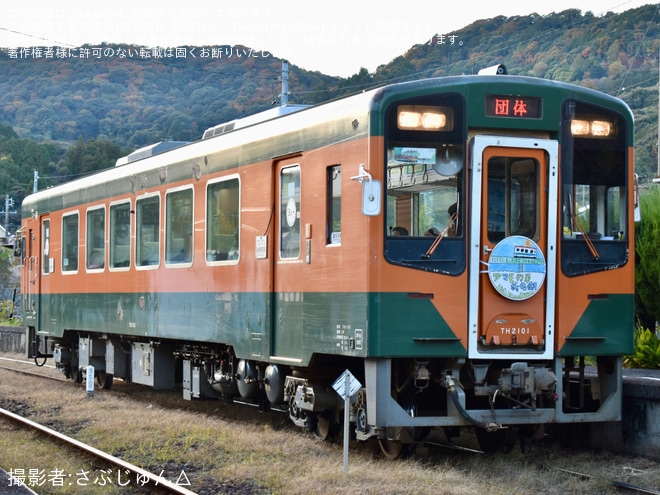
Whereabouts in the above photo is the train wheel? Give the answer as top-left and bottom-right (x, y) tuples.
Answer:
(312, 414), (331, 441)
(96, 371), (113, 390)
(71, 367), (82, 384)
(475, 427), (516, 454)
(69, 349), (82, 383)
(376, 383), (425, 459)
(378, 435), (413, 460)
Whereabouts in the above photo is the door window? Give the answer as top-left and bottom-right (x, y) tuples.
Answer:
(487, 157), (539, 243)
(41, 219), (50, 274)
(280, 166), (301, 259)
(327, 165), (341, 245)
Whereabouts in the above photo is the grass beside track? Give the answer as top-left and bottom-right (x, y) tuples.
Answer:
(0, 357), (659, 494)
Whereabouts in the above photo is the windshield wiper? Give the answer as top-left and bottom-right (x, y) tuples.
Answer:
(572, 214), (600, 261)
(567, 193), (599, 260)
(422, 212), (457, 259)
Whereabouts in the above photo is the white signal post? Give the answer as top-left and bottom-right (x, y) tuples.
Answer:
(86, 365), (95, 397)
(332, 369), (362, 473)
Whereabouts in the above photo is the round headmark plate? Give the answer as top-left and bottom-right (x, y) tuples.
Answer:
(487, 236), (546, 301)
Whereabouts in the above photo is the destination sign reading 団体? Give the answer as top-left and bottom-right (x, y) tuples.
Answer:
(485, 94), (542, 119)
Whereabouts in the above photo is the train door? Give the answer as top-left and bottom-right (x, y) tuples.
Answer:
(271, 159), (304, 362)
(468, 136), (558, 360)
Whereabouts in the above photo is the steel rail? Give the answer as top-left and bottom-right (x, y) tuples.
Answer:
(547, 465), (660, 495)
(0, 406), (197, 495)
(613, 480), (660, 495)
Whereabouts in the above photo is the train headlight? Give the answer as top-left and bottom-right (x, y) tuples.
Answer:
(571, 117), (614, 138)
(397, 105), (453, 131)
(570, 119), (591, 136)
(590, 120), (612, 137)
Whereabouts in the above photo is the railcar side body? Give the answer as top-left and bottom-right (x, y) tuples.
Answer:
(20, 70), (635, 453)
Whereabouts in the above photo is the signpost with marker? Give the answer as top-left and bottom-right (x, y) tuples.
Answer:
(86, 365), (94, 397)
(332, 369), (362, 473)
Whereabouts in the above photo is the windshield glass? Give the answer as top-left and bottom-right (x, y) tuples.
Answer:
(386, 147), (460, 237)
(561, 101), (629, 276)
(383, 95), (466, 276)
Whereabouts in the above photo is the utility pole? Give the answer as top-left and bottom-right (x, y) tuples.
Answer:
(4, 195), (13, 241)
(33, 170), (39, 193)
(280, 61), (289, 106)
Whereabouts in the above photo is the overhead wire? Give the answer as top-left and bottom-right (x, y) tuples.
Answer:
(616, 4), (659, 97)
(0, 26), (74, 48)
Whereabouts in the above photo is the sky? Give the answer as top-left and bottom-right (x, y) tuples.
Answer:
(0, 0), (656, 77)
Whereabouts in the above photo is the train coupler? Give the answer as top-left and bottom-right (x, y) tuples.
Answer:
(498, 362), (557, 400)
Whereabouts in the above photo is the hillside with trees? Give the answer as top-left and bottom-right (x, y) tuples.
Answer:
(0, 45), (338, 147)
(0, 5), (658, 219)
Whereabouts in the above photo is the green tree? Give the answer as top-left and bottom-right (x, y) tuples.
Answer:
(635, 186), (660, 328)
(0, 134), (56, 201)
(0, 247), (18, 288)
(61, 137), (128, 177)
(0, 123), (18, 141)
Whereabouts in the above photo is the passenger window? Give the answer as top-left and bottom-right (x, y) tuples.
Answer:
(62, 213), (78, 272)
(166, 188), (194, 264)
(206, 178), (239, 262)
(136, 195), (160, 267)
(110, 202), (131, 268)
(86, 207), (105, 270)
(327, 165), (341, 245)
(280, 166), (300, 259)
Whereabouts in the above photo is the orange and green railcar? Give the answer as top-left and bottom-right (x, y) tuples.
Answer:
(20, 65), (635, 455)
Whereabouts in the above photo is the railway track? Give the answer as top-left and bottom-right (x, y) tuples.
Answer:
(0, 405), (196, 495)
(546, 466), (660, 495)
(1, 355), (659, 495)
(0, 357), (278, 494)
(613, 481), (660, 495)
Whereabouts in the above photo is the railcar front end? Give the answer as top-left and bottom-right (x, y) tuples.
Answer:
(352, 73), (634, 453)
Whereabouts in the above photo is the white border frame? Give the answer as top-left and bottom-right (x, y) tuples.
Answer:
(468, 136), (558, 360)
